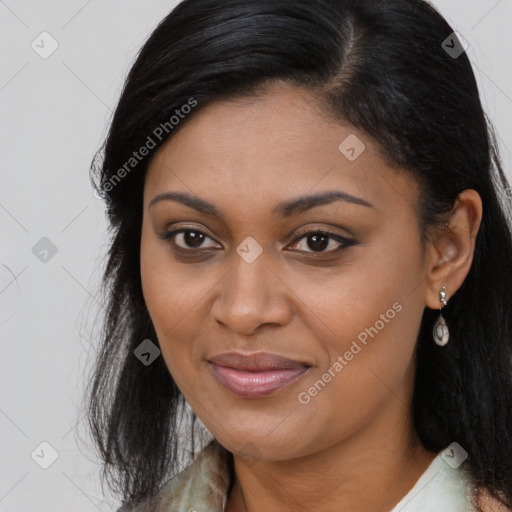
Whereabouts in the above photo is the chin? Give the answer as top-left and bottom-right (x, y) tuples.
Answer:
(209, 423), (311, 464)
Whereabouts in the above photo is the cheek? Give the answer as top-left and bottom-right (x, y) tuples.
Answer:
(141, 223), (200, 323)
(294, 271), (417, 400)
(287, 230), (423, 353)
(290, 230), (425, 416)
(140, 230), (189, 361)
(140, 228), (221, 386)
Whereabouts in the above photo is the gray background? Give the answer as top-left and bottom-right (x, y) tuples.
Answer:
(1, 1), (511, 510)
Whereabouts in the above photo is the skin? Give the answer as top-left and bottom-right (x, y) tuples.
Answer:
(140, 82), (483, 512)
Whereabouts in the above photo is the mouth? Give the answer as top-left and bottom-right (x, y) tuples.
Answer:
(207, 351), (311, 398)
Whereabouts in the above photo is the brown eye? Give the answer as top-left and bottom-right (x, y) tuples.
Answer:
(159, 228), (221, 251)
(289, 230), (354, 254)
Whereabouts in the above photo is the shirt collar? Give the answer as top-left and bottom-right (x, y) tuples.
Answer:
(122, 440), (475, 512)
(128, 439), (232, 512)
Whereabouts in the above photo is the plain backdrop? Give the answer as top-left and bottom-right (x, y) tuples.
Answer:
(1, 1), (511, 510)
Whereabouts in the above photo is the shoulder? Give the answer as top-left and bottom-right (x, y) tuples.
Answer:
(115, 439), (232, 512)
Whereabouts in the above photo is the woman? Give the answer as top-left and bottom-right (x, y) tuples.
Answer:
(86, 0), (512, 510)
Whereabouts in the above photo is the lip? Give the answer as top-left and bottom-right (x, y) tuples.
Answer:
(207, 351), (311, 398)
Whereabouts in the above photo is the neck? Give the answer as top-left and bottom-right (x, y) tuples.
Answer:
(226, 396), (437, 512)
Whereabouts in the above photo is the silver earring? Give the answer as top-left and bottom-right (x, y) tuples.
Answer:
(433, 286), (449, 346)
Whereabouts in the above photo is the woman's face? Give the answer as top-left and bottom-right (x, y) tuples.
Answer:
(140, 83), (430, 462)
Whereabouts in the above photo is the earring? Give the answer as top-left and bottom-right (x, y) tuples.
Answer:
(433, 286), (449, 346)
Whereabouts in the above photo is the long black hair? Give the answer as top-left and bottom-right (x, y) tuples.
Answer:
(85, 0), (512, 508)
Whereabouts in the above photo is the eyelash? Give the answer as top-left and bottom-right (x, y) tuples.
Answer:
(158, 227), (355, 256)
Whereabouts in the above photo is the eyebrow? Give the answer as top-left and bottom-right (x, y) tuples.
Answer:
(148, 190), (374, 219)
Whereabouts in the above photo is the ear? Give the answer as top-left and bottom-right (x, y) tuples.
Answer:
(424, 189), (483, 310)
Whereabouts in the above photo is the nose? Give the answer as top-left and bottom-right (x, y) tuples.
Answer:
(211, 252), (293, 336)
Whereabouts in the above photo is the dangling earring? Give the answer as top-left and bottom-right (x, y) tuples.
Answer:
(433, 286), (449, 346)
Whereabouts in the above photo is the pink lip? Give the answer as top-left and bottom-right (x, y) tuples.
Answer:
(207, 351), (311, 398)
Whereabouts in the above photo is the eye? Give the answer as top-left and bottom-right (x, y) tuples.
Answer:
(159, 228), (221, 251)
(159, 226), (355, 255)
(288, 229), (354, 254)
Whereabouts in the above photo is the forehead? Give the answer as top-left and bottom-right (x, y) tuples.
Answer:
(144, 83), (418, 217)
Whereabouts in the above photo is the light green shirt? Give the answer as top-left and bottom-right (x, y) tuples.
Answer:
(390, 448), (476, 511)
(118, 440), (477, 511)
